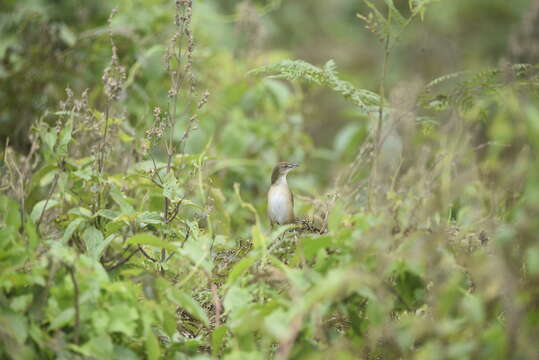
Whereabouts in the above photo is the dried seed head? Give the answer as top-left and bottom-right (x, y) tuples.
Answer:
(153, 106), (162, 119)
(197, 90), (209, 109)
(102, 9), (126, 102)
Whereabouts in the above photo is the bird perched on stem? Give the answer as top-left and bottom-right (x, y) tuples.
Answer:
(267, 162), (299, 226)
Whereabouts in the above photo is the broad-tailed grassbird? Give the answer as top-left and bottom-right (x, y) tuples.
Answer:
(267, 162), (299, 226)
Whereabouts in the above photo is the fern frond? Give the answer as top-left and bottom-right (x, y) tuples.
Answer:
(420, 64), (539, 110)
(426, 64), (534, 90)
(249, 59), (381, 114)
(425, 70), (471, 89)
(420, 63), (538, 111)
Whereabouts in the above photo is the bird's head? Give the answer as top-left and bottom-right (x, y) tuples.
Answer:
(271, 162), (299, 184)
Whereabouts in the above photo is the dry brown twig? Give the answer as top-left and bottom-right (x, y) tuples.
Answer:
(3, 133), (40, 231)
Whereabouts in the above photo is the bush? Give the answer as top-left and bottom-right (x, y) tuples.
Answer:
(1, 1), (539, 359)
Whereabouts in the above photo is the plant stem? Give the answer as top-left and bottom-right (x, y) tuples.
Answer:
(37, 172), (60, 232)
(99, 101), (110, 174)
(369, 11), (391, 211)
(161, 15), (185, 267)
(68, 266), (80, 345)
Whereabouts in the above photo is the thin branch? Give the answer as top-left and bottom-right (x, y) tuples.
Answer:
(166, 251), (176, 262)
(150, 154), (164, 184)
(98, 102), (110, 174)
(181, 226), (191, 248)
(167, 196), (186, 224)
(37, 172), (60, 231)
(32, 259), (60, 321)
(211, 283), (221, 328)
(102, 244), (132, 264)
(106, 247), (140, 271)
(138, 245), (158, 262)
(151, 177), (164, 189)
(369, 22), (391, 211)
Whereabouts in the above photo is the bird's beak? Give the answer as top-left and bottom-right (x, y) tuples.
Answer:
(290, 163), (299, 169)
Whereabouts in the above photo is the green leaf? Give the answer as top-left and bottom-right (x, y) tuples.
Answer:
(82, 226), (105, 260)
(167, 288), (210, 326)
(0, 310), (28, 345)
(68, 207), (93, 218)
(98, 235), (115, 259)
(91, 310), (109, 334)
(301, 235), (333, 259)
(56, 117), (73, 158)
(226, 255), (257, 286)
(146, 332), (160, 360)
(79, 334), (114, 359)
(49, 308), (75, 330)
(126, 233), (176, 251)
(211, 325), (227, 357)
(40, 125), (57, 153)
(96, 209), (119, 220)
(110, 186), (134, 215)
(104, 219), (126, 237)
(61, 218), (85, 244)
(28, 164), (57, 194)
(137, 211), (163, 225)
(163, 172), (184, 202)
(223, 285), (252, 315)
(0, 195), (21, 230)
(108, 304), (139, 337)
(30, 199), (60, 223)
(24, 219), (39, 250)
(73, 165), (93, 180)
(113, 346), (139, 360)
(163, 309), (177, 337)
(10, 294), (33, 312)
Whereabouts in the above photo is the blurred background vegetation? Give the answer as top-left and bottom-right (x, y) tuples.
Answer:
(2, 0), (532, 177)
(1, 0), (539, 359)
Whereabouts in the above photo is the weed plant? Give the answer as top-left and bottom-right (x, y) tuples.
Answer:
(1, 1), (539, 359)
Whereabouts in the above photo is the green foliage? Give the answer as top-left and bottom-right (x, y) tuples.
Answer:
(250, 59), (381, 113)
(421, 63), (539, 112)
(1, 0), (539, 359)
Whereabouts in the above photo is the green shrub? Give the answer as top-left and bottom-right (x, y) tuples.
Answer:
(1, 1), (539, 359)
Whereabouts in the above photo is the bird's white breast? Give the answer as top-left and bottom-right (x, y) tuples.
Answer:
(268, 184), (293, 225)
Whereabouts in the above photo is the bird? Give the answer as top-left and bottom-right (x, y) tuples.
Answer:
(267, 162), (299, 226)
